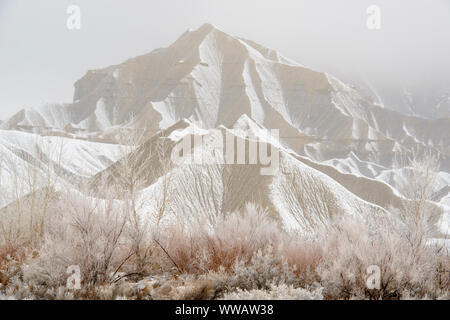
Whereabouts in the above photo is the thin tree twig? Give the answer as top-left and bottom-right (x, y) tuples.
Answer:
(154, 238), (181, 273)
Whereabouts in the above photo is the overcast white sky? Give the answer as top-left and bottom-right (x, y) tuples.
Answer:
(1, 0), (449, 119)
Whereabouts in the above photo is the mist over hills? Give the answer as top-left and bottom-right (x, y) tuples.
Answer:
(1, 23), (449, 235)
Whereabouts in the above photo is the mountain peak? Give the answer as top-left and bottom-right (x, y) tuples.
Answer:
(183, 23), (221, 40)
(197, 22), (218, 32)
(3, 24), (449, 177)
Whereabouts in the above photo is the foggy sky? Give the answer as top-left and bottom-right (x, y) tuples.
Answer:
(1, 0), (449, 119)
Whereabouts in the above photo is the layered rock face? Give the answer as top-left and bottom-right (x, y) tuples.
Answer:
(1, 23), (448, 233)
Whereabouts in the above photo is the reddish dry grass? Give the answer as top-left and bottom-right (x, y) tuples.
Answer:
(153, 213), (321, 277)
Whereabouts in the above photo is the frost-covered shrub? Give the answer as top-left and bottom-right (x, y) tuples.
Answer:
(156, 203), (282, 273)
(148, 246), (310, 300)
(227, 246), (298, 290)
(21, 189), (130, 287)
(317, 215), (448, 299)
(222, 283), (323, 300)
(199, 245), (302, 299)
(155, 203), (320, 276)
(1, 178), (447, 301)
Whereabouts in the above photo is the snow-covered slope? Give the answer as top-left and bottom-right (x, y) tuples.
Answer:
(1, 23), (448, 234)
(88, 119), (388, 233)
(0, 130), (121, 208)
